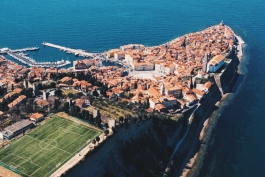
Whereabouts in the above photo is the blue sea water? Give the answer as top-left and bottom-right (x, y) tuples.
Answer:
(1, 0), (265, 176)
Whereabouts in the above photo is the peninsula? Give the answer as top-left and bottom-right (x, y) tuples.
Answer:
(0, 22), (244, 177)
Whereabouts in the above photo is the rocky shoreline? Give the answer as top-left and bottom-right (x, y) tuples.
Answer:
(178, 30), (246, 177)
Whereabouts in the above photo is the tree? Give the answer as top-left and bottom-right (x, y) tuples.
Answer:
(96, 117), (102, 127)
(119, 116), (124, 123)
(67, 93), (74, 98)
(104, 123), (109, 129)
(8, 106), (20, 115)
(0, 87), (7, 97)
(81, 109), (89, 119)
(63, 102), (69, 113)
(93, 89), (99, 97)
(104, 129), (109, 135)
(38, 83), (43, 90)
(69, 105), (80, 116)
(145, 99), (150, 109)
(95, 136), (100, 142)
(54, 99), (60, 110)
(25, 102), (33, 113)
(54, 89), (63, 97)
(87, 113), (93, 123)
(14, 78), (20, 83)
(22, 88), (33, 98)
(19, 105), (26, 114)
(50, 82), (56, 88)
(88, 96), (94, 105)
(0, 98), (8, 111)
(124, 117), (128, 124)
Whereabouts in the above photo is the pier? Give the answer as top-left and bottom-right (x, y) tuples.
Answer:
(42, 42), (98, 57)
(0, 47), (39, 54)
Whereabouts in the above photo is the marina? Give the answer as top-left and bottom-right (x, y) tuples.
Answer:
(6, 52), (70, 68)
(0, 46), (70, 68)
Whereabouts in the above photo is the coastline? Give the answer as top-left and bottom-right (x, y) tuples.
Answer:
(53, 25), (244, 177)
(0, 24), (243, 177)
(179, 30), (246, 177)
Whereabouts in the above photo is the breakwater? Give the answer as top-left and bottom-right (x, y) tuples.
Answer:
(0, 47), (39, 54)
(42, 42), (98, 57)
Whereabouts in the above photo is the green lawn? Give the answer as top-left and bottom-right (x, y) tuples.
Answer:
(0, 116), (101, 177)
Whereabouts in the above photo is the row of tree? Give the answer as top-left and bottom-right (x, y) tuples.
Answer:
(67, 104), (102, 128)
(0, 93), (20, 111)
(37, 82), (56, 90)
(0, 87), (7, 97)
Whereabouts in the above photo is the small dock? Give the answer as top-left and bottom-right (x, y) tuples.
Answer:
(42, 42), (98, 57)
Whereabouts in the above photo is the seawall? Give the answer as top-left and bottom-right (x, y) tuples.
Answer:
(170, 38), (245, 177)
(164, 76), (222, 177)
(214, 50), (240, 94)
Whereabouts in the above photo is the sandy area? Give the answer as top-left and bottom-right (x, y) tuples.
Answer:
(0, 166), (21, 177)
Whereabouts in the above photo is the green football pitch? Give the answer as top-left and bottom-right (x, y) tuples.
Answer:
(0, 115), (101, 177)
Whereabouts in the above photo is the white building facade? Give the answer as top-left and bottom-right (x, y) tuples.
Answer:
(207, 55), (225, 73)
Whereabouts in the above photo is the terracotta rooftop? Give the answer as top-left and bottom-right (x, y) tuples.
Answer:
(30, 113), (44, 120)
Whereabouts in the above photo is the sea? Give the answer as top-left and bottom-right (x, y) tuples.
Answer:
(1, 0), (265, 176)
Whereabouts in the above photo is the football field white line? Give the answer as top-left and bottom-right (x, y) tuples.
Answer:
(53, 125), (88, 136)
(2, 153), (41, 177)
(26, 135), (72, 155)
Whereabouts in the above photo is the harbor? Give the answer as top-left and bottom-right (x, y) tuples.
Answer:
(0, 47), (70, 68)
(0, 44), (130, 69)
(42, 42), (131, 69)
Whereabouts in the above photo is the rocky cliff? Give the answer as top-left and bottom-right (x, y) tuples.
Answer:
(164, 77), (222, 177)
(65, 117), (187, 177)
(166, 51), (241, 177)
(215, 51), (240, 94)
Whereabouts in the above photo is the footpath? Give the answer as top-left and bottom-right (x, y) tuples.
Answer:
(51, 132), (106, 177)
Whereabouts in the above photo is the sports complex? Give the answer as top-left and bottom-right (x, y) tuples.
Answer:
(0, 115), (101, 177)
